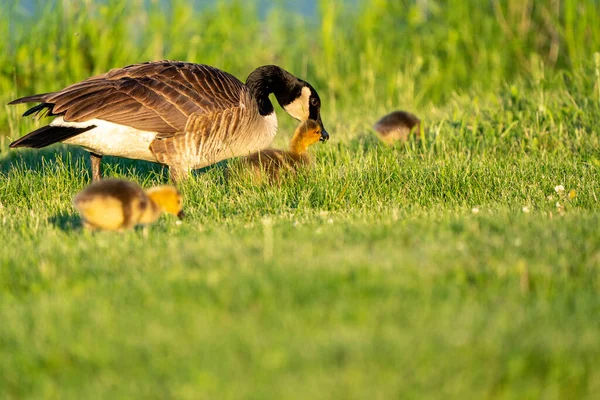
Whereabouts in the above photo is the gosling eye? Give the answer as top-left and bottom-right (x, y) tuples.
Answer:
(310, 98), (318, 107)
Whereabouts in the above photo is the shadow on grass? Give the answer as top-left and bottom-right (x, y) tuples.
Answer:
(347, 129), (432, 156)
(347, 131), (385, 152)
(0, 144), (231, 183)
(47, 213), (82, 232)
(0, 145), (171, 182)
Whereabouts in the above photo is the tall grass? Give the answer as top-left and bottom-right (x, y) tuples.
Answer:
(2, 0), (599, 121)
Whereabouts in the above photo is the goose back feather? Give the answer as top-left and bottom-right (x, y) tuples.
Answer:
(10, 61), (245, 135)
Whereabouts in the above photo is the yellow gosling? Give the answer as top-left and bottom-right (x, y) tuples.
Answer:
(242, 119), (323, 182)
(373, 110), (421, 144)
(73, 178), (184, 231)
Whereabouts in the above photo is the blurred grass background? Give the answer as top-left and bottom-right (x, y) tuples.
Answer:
(2, 0), (600, 159)
(2, 0), (599, 125)
(1, 0), (600, 398)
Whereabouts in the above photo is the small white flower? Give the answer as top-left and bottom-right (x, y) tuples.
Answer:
(175, 220), (183, 226)
(554, 185), (565, 194)
(522, 206), (530, 213)
(471, 207), (480, 214)
(556, 201), (561, 208)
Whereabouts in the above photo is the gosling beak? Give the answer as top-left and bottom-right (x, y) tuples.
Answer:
(317, 117), (329, 142)
(177, 210), (185, 219)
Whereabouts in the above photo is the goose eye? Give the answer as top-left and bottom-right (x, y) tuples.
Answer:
(310, 98), (318, 107)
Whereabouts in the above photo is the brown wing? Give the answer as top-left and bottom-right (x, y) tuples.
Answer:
(10, 61), (246, 134)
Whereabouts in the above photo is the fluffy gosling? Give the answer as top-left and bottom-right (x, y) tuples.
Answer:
(373, 110), (421, 144)
(241, 119), (323, 181)
(73, 178), (184, 231)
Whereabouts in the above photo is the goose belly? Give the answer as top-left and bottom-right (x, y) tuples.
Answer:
(55, 118), (159, 162)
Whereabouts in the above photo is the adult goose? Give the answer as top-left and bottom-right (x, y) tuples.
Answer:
(8, 61), (329, 181)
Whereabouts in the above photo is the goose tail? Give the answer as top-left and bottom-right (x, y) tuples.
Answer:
(9, 125), (95, 149)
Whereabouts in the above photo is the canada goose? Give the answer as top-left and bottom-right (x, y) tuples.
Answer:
(73, 178), (183, 231)
(373, 110), (421, 144)
(240, 119), (322, 182)
(9, 61), (329, 182)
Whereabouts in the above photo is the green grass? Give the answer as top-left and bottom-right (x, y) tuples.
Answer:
(1, 0), (600, 398)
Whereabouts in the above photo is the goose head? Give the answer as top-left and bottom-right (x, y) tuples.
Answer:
(278, 82), (329, 143)
(145, 186), (185, 219)
(246, 66), (329, 142)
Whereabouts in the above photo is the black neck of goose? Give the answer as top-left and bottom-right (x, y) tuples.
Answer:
(246, 65), (302, 117)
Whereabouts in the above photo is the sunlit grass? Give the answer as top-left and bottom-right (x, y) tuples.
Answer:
(1, 0), (600, 398)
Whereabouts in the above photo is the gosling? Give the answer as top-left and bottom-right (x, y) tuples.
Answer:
(73, 178), (184, 231)
(241, 119), (324, 182)
(373, 110), (421, 144)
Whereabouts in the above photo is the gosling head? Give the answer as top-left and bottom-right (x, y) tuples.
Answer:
(290, 119), (324, 154)
(145, 186), (185, 219)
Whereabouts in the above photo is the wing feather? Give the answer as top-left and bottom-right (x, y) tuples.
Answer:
(10, 61), (246, 134)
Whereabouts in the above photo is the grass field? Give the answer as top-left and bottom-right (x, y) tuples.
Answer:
(1, 0), (600, 398)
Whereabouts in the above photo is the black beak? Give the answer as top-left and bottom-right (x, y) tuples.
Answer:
(317, 117), (329, 142)
(177, 210), (185, 219)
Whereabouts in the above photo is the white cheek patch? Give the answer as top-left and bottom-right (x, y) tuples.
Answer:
(283, 86), (311, 121)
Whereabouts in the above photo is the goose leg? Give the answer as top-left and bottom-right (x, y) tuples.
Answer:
(89, 152), (102, 182)
(168, 165), (189, 184)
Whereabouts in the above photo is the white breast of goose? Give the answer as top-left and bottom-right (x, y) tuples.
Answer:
(57, 117), (159, 162)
